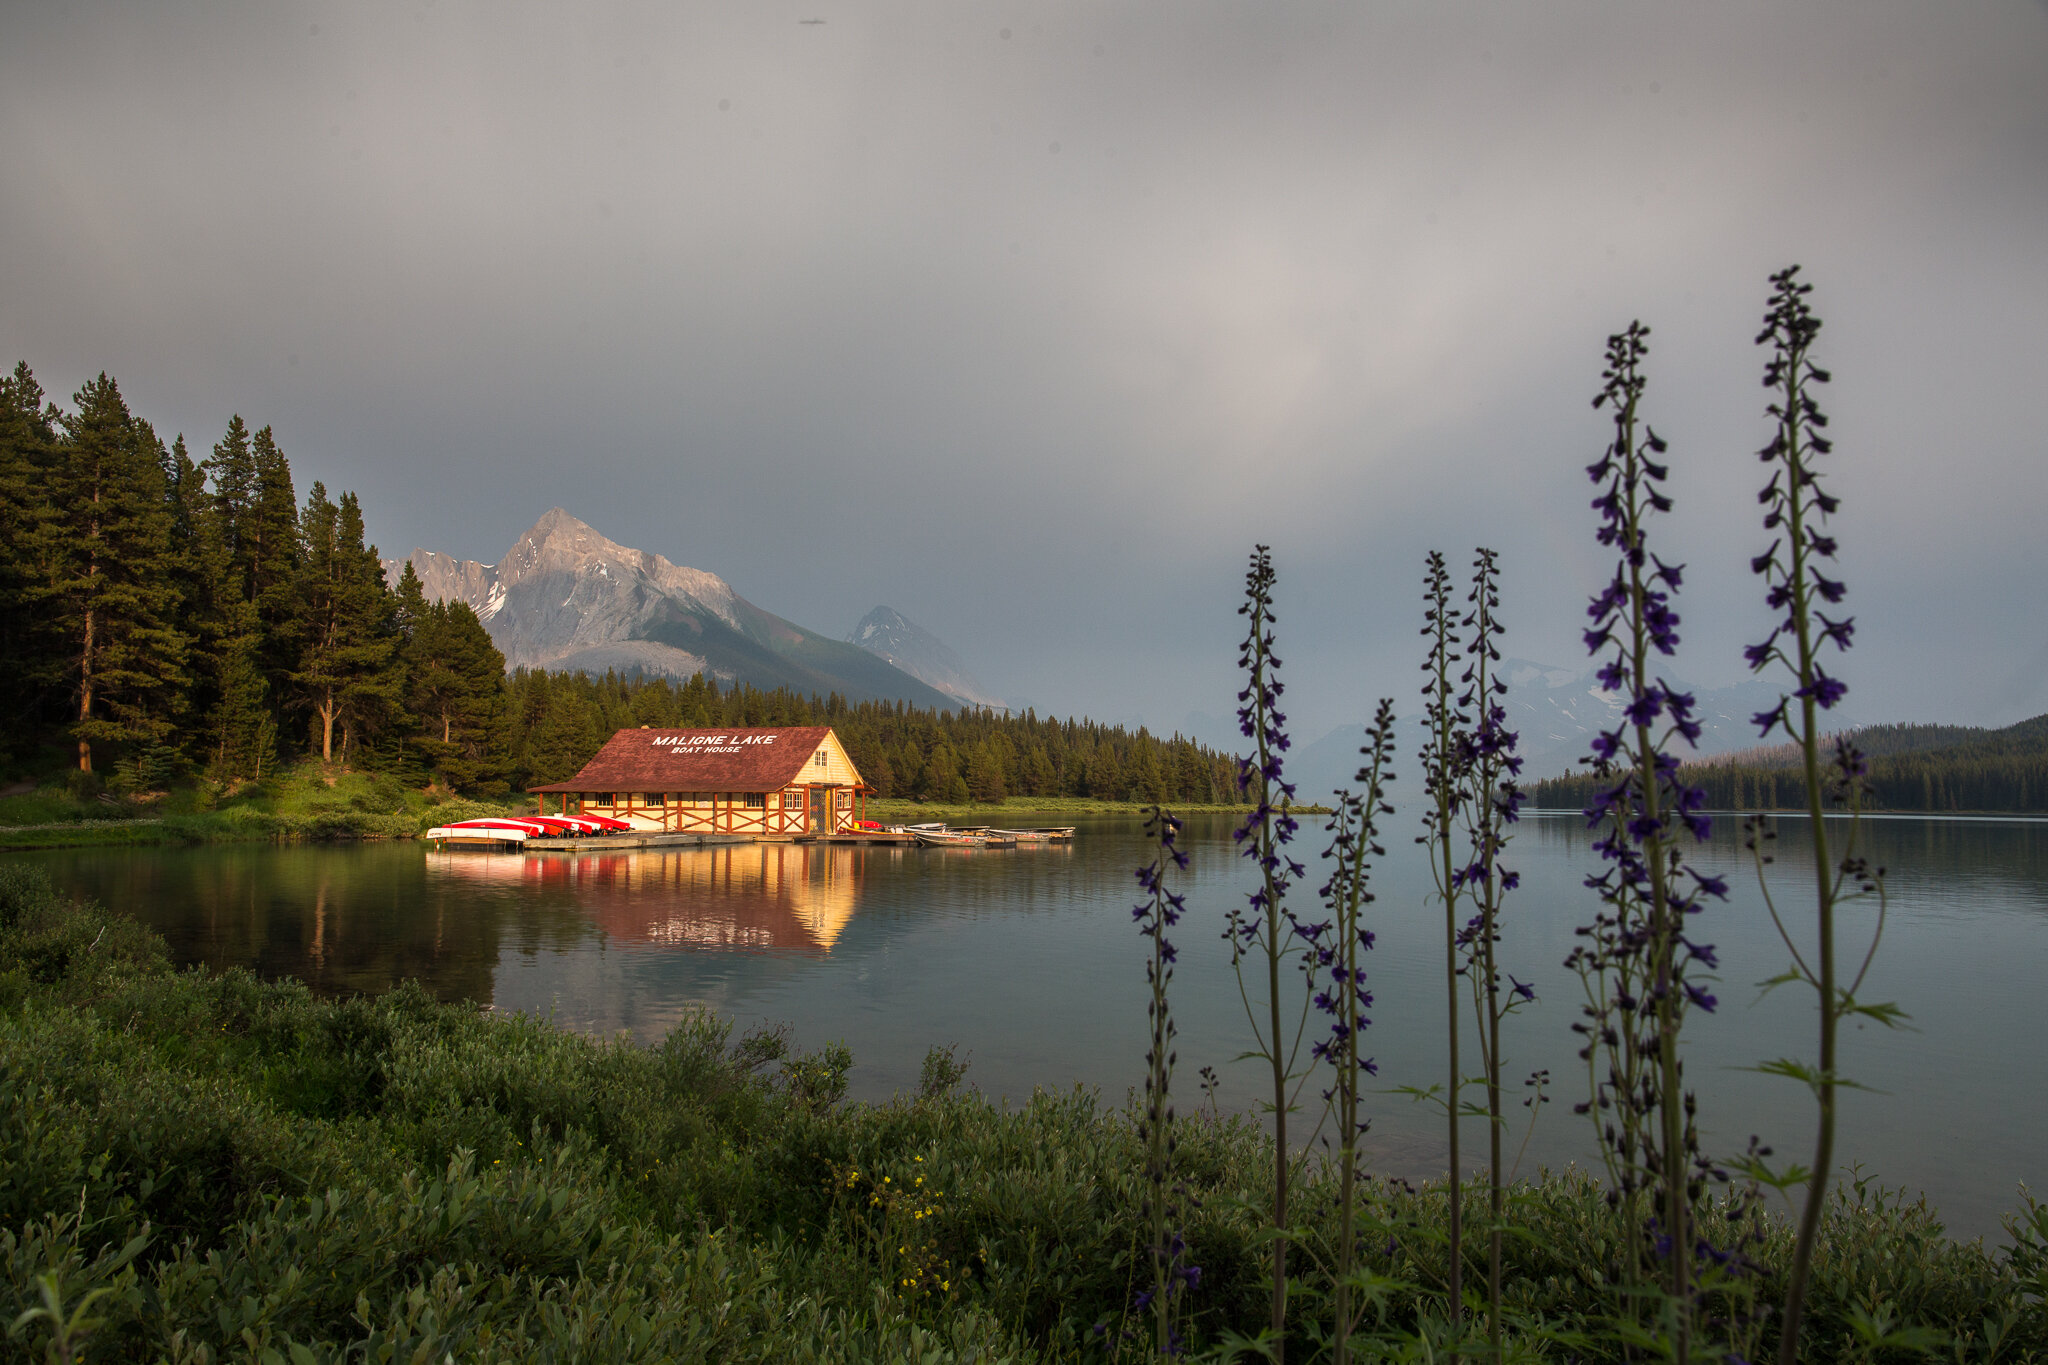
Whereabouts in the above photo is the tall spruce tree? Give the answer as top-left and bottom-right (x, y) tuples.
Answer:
(523, 678), (599, 785)
(247, 424), (301, 741)
(205, 415), (256, 566)
(162, 436), (213, 738)
(401, 565), (508, 791)
(44, 375), (189, 772)
(175, 431), (271, 777)
(0, 363), (59, 749)
(293, 485), (402, 762)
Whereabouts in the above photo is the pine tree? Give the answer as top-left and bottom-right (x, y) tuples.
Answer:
(677, 672), (717, 727)
(1126, 736), (1168, 804)
(966, 741), (1007, 803)
(293, 485), (402, 762)
(1088, 744), (1127, 800)
(0, 363), (59, 748)
(524, 682), (599, 784)
(205, 415), (256, 571)
(247, 424), (302, 737)
(162, 436), (217, 746)
(176, 415), (272, 778)
(403, 583), (508, 791)
(43, 375), (190, 772)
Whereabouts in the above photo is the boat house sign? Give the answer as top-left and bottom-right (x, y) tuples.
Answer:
(649, 734), (776, 755)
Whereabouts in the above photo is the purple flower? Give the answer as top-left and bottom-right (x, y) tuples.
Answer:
(1798, 671), (1848, 709)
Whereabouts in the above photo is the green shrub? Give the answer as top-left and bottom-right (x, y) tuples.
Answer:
(1, 869), (2040, 1361)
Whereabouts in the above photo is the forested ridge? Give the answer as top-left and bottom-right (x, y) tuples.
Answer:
(1530, 713), (2048, 813)
(0, 361), (1234, 804)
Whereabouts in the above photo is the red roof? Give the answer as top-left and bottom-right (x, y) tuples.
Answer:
(530, 727), (847, 793)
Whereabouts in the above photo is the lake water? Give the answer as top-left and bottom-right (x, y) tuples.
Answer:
(11, 812), (2046, 1242)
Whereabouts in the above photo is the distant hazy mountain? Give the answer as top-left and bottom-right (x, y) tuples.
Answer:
(382, 510), (961, 710)
(1500, 659), (1827, 779)
(1280, 659), (1850, 802)
(845, 606), (1005, 711)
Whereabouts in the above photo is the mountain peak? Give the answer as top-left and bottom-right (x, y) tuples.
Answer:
(522, 506), (593, 544)
(847, 606), (1004, 710)
(383, 515), (963, 711)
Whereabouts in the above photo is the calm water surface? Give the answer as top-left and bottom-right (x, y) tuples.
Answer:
(12, 812), (2046, 1242)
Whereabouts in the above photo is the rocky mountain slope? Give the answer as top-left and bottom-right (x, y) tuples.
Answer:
(845, 606), (1005, 711)
(382, 510), (961, 710)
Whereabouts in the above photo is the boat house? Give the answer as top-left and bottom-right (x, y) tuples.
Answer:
(530, 727), (869, 837)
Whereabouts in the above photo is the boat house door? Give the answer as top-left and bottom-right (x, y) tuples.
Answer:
(810, 788), (834, 832)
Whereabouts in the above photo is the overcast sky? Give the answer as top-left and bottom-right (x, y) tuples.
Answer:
(6, 1), (2046, 745)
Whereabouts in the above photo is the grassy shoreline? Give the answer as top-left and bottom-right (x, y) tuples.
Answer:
(0, 777), (1315, 851)
(0, 765), (535, 852)
(2, 867), (2041, 1360)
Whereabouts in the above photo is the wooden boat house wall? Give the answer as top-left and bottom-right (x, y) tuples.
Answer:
(530, 727), (869, 837)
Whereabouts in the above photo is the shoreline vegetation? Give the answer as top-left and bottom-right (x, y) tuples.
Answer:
(9, 761), (2041, 855)
(4, 866), (2044, 1362)
(0, 768), (1287, 852)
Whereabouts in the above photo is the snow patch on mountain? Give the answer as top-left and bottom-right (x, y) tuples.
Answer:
(845, 606), (1005, 710)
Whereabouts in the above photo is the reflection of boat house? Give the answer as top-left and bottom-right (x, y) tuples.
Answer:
(529, 727), (868, 837)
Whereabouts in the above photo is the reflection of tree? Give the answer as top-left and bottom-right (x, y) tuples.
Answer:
(481, 844), (870, 953)
(14, 844), (594, 1007)
(185, 845), (522, 1004)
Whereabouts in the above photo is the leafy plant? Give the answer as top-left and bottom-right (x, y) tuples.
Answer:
(1565, 321), (1726, 1361)
(1306, 701), (1397, 1365)
(1452, 547), (1533, 1362)
(1742, 265), (1904, 1365)
(1413, 548), (1473, 1337)
(1221, 545), (1313, 1358)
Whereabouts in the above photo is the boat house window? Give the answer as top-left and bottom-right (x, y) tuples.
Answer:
(592, 793), (614, 807)
(646, 792), (666, 806)
(743, 792), (767, 809)
(782, 790), (803, 809)
(813, 751), (828, 768)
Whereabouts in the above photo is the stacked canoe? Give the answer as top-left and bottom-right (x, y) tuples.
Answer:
(424, 815), (633, 848)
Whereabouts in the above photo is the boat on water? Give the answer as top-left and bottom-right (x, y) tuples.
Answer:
(987, 827), (1074, 842)
(908, 825), (1029, 848)
(911, 827), (989, 846)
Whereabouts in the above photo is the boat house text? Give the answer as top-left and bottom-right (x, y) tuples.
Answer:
(530, 726), (868, 836)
